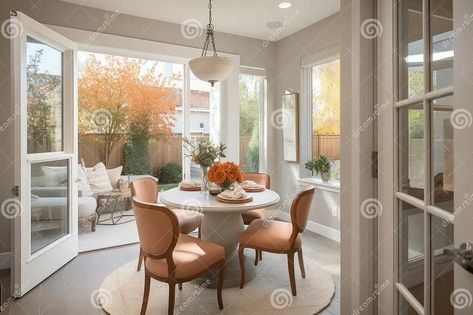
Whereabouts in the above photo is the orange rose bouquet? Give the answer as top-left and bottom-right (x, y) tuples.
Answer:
(207, 161), (243, 190)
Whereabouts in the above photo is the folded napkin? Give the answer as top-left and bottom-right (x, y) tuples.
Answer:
(240, 180), (264, 189)
(180, 180), (201, 188)
(218, 187), (248, 200)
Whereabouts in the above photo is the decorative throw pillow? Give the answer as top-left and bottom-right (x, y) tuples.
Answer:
(107, 166), (123, 189)
(78, 164), (93, 195)
(86, 162), (113, 193)
(41, 166), (68, 187)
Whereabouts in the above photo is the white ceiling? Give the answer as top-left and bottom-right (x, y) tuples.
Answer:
(60, 0), (340, 41)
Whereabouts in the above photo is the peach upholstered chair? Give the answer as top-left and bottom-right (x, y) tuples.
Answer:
(133, 198), (225, 315)
(239, 185), (315, 296)
(241, 172), (270, 265)
(131, 178), (204, 271)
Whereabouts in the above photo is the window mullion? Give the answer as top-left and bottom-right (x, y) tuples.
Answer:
(183, 64), (191, 180)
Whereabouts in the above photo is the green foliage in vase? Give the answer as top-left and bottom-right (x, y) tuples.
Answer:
(183, 138), (226, 168)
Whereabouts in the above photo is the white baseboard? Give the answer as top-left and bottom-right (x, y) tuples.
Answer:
(0, 251), (12, 270)
(277, 212), (340, 242)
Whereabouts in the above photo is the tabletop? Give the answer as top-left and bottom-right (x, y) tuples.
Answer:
(159, 188), (280, 213)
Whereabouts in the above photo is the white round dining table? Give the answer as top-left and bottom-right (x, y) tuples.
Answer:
(159, 187), (280, 288)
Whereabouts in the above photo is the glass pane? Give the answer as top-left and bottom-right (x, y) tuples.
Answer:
(399, 0), (424, 99)
(399, 293), (421, 315)
(311, 59), (341, 180)
(431, 216), (454, 315)
(431, 0), (453, 90)
(399, 201), (424, 306)
(27, 37), (63, 153)
(189, 72), (212, 182)
(77, 51), (184, 191)
(399, 104), (424, 200)
(431, 99), (454, 211)
(31, 159), (69, 254)
(239, 74), (262, 173)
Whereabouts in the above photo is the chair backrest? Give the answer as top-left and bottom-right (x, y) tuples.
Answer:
(131, 178), (158, 203)
(132, 198), (179, 260)
(290, 185), (315, 236)
(242, 172), (271, 189)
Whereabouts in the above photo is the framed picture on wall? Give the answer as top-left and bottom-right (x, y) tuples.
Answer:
(282, 92), (299, 162)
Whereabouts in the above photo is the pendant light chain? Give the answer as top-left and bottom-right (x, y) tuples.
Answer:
(201, 0), (218, 57)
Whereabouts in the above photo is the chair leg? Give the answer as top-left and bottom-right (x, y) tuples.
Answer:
(217, 263), (225, 310)
(287, 252), (297, 296)
(297, 248), (306, 278)
(239, 247), (245, 289)
(198, 226), (201, 239)
(168, 283), (176, 315)
(137, 247), (144, 272)
(178, 283), (183, 290)
(140, 273), (151, 315)
(91, 214), (97, 232)
(254, 249), (259, 266)
(259, 250), (263, 261)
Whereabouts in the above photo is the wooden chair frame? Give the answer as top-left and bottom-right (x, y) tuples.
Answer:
(238, 186), (315, 296)
(131, 179), (202, 272)
(241, 172), (271, 265)
(133, 198), (225, 315)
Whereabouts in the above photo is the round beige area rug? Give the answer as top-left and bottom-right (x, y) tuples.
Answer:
(98, 253), (335, 315)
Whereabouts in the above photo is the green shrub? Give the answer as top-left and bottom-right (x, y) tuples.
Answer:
(158, 162), (182, 184)
(246, 127), (260, 172)
(123, 124), (152, 175)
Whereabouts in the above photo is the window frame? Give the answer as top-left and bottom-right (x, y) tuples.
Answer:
(300, 44), (341, 181)
(239, 66), (267, 173)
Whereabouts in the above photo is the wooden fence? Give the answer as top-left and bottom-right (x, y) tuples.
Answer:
(79, 134), (183, 172)
(79, 133), (340, 173)
(312, 134), (340, 160)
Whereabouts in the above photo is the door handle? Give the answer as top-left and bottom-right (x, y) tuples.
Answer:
(444, 241), (473, 274)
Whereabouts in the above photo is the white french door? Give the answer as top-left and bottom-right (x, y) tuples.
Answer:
(12, 12), (78, 296)
(378, 0), (473, 314)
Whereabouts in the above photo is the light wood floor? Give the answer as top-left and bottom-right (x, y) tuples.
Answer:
(0, 230), (340, 315)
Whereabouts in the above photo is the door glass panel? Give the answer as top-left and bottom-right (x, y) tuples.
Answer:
(399, 104), (424, 200)
(27, 37), (63, 153)
(399, 201), (424, 306)
(399, 0), (424, 99)
(430, 0), (453, 90)
(431, 216), (454, 315)
(239, 74), (262, 172)
(30, 159), (69, 254)
(189, 73), (212, 182)
(431, 99), (454, 211)
(399, 293), (421, 315)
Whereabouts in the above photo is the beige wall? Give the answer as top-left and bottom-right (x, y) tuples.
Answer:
(0, 0), (279, 255)
(274, 13), (342, 232)
(0, 0), (342, 261)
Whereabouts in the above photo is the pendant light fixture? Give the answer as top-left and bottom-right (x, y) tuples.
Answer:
(189, 0), (233, 86)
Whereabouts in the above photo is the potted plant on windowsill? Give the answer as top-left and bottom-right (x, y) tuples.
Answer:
(305, 155), (332, 182)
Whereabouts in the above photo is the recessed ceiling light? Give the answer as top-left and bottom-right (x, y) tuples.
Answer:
(267, 21), (283, 29)
(278, 1), (292, 9)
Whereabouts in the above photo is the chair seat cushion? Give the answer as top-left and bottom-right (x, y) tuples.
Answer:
(145, 234), (224, 280)
(241, 208), (267, 225)
(240, 219), (301, 252)
(173, 209), (203, 234)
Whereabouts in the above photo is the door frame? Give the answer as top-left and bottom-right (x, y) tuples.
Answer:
(11, 11), (78, 297)
(340, 0), (378, 314)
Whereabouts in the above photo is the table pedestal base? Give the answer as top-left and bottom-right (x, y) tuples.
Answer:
(198, 212), (256, 288)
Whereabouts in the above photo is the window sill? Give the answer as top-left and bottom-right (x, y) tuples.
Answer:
(298, 177), (340, 193)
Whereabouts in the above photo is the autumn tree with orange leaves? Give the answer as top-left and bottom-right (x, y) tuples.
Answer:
(78, 55), (180, 166)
